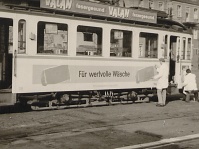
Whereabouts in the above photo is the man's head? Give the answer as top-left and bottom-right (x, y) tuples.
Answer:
(186, 69), (191, 74)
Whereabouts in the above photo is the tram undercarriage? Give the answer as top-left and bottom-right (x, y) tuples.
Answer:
(16, 89), (153, 110)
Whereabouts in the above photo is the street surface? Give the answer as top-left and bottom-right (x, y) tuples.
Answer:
(1, 95), (199, 149)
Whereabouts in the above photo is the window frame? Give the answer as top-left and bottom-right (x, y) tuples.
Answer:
(18, 19), (26, 54)
(37, 21), (68, 55)
(177, 5), (182, 18)
(110, 29), (133, 58)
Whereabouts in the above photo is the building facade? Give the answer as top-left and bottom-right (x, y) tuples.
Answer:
(169, 0), (199, 70)
(123, 0), (199, 70)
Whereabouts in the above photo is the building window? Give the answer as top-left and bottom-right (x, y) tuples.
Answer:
(18, 19), (26, 54)
(193, 29), (198, 39)
(194, 8), (198, 20)
(37, 22), (68, 55)
(177, 5), (182, 17)
(139, 32), (158, 58)
(185, 7), (190, 22)
(110, 29), (132, 57)
(139, 0), (144, 7)
(158, 2), (164, 11)
(76, 25), (102, 56)
(149, 0), (154, 9)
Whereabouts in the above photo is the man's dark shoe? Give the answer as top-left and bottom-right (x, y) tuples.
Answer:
(156, 104), (164, 107)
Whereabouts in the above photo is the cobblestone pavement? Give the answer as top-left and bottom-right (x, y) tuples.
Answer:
(1, 95), (199, 149)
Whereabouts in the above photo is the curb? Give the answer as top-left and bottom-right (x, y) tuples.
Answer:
(115, 133), (199, 149)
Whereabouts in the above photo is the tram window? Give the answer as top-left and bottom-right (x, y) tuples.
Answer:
(76, 25), (102, 56)
(18, 20), (26, 54)
(37, 22), (68, 55)
(110, 29), (132, 57)
(139, 32), (158, 58)
(181, 37), (186, 60)
(187, 38), (191, 60)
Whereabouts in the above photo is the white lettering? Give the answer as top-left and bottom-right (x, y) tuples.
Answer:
(46, 0), (51, 6)
(125, 9), (129, 18)
(56, 0), (60, 7)
(65, 0), (72, 9)
(59, 0), (66, 9)
(109, 7), (114, 16)
(45, 0), (72, 10)
(109, 7), (129, 18)
(50, 0), (56, 8)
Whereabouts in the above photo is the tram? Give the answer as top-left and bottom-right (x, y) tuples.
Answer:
(0, 0), (193, 110)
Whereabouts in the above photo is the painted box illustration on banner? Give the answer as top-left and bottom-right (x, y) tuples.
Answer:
(41, 65), (70, 86)
(136, 66), (156, 83)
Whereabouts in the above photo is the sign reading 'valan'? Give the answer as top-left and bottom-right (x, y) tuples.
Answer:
(40, 0), (157, 24)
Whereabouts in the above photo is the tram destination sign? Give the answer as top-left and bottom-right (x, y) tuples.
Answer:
(40, 0), (157, 24)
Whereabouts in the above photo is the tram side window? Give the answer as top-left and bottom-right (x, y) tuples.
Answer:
(110, 29), (132, 57)
(181, 37), (186, 60)
(18, 20), (26, 54)
(187, 38), (191, 60)
(139, 32), (158, 58)
(37, 22), (68, 55)
(76, 25), (102, 56)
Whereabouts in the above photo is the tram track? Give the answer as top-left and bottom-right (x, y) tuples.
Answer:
(1, 110), (199, 146)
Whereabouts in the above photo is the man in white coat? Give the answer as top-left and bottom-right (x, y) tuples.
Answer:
(153, 58), (169, 107)
(182, 69), (198, 102)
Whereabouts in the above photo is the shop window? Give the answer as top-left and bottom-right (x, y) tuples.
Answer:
(18, 19), (26, 54)
(110, 29), (132, 57)
(139, 32), (158, 58)
(76, 25), (102, 56)
(37, 22), (68, 55)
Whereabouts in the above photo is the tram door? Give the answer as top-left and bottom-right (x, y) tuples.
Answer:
(0, 18), (13, 90)
(169, 36), (181, 87)
(169, 36), (178, 83)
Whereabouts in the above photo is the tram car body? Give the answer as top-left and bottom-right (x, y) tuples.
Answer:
(0, 0), (193, 109)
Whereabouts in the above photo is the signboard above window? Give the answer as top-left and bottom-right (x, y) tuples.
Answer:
(40, 0), (157, 24)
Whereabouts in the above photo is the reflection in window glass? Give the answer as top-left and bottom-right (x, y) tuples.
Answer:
(162, 35), (167, 58)
(139, 32), (158, 58)
(187, 38), (191, 60)
(76, 25), (102, 56)
(181, 37), (186, 60)
(37, 22), (68, 55)
(18, 19), (26, 53)
(110, 29), (132, 57)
